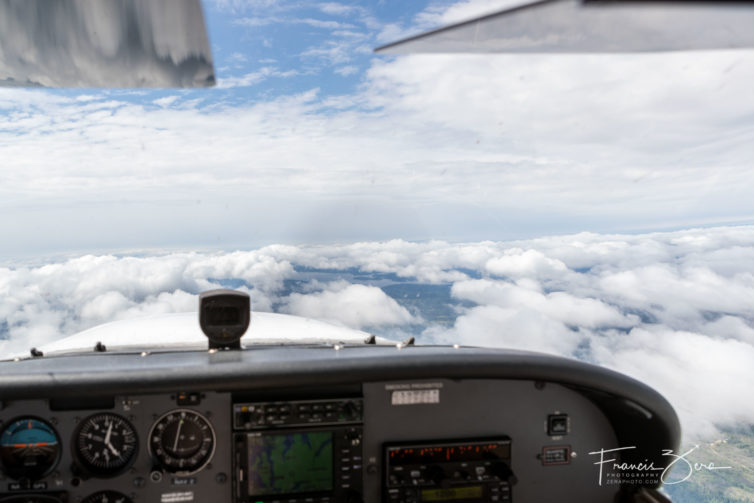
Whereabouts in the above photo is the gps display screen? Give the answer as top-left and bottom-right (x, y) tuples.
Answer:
(247, 432), (334, 496)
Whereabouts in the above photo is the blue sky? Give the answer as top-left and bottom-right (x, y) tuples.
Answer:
(207, 0), (389, 97)
(201, 0), (503, 97)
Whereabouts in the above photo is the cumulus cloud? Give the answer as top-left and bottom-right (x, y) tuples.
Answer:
(485, 249), (569, 279)
(589, 326), (754, 440)
(0, 250), (293, 353)
(450, 279), (635, 329)
(280, 281), (418, 329)
(2, 226), (754, 442)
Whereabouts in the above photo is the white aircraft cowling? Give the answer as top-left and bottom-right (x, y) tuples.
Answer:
(34, 312), (394, 357)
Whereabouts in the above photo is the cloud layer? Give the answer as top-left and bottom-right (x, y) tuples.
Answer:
(2, 225), (754, 441)
(3, 1), (754, 255)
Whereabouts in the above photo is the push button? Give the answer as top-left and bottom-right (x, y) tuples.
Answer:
(547, 414), (569, 436)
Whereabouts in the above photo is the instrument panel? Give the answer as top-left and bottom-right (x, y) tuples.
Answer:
(0, 345), (681, 503)
(0, 379), (625, 503)
(0, 393), (232, 503)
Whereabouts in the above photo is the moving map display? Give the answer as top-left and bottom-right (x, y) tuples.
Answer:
(247, 431), (333, 496)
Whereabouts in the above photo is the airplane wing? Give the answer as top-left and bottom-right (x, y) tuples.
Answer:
(375, 0), (754, 54)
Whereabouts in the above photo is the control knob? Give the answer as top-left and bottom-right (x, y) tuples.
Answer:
(427, 465), (445, 485)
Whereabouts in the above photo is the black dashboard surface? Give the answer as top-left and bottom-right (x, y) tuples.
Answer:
(0, 345), (681, 503)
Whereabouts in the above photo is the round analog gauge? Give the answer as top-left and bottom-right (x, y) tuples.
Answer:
(0, 417), (61, 480)
(148, 409), (215, 474)
(81, 491), (133, 503)
(74, 413), (138, 476)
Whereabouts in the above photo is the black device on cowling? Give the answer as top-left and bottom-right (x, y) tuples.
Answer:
(199, 289), (250, 350)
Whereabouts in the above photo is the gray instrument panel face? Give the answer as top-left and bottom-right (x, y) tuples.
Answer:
(0, 379), (618, 502)
(362, 379), (619, 502)
(0, 393), (232, 502)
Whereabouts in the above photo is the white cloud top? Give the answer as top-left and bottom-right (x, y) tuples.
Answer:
(2, 225), (754, 441)
(281, 281), (417, 329)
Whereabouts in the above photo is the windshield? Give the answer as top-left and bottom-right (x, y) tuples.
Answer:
(1, 0), (753, 500)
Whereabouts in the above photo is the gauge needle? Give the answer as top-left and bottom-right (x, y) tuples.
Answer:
(104, 422), (121, 457)
(173, 419), (183, 452)
(107, 442), (121, 456)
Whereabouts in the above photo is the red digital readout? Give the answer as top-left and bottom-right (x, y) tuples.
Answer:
(388, 442), (509, 464)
